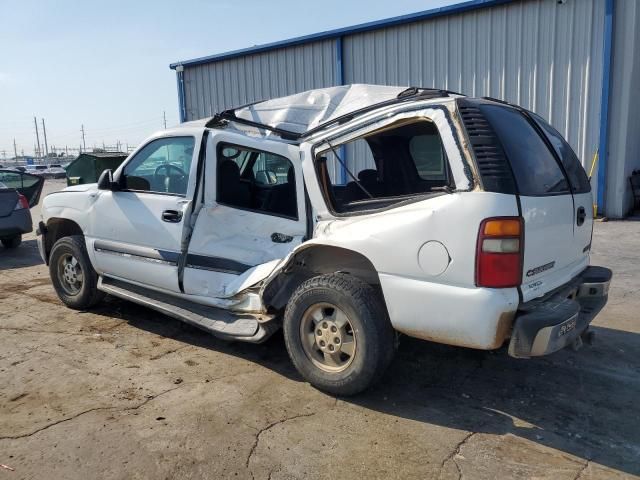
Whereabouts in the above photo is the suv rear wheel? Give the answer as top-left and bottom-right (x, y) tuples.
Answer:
(49, 235), (104, 310)
(283, 273), (395, 396)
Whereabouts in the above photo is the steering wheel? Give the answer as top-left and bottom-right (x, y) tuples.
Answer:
(154, 164), (187, 192)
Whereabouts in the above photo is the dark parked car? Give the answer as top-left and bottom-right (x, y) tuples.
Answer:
(0, 169), (44, 248)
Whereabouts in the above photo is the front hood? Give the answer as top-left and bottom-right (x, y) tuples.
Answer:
(62, 183), (97, 192)
(47, 183), (97, 196)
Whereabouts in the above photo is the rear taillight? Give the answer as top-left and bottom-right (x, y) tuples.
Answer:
(475, 217), (523, 288)
(15, 194), (29, 210)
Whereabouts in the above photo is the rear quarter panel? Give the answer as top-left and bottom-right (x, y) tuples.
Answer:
(307, 191), (521, 349)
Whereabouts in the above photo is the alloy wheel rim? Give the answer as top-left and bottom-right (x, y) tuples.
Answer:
(57, 253), (83, 295)
(300, 302), (357, 373)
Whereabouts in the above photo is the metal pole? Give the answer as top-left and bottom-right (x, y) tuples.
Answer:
(81, 124), (86, 152)
(41, 118), (49, 157)
(13, 138), (18, 160)
(163, 110), (167, 129)
(34, 117), (42, 161)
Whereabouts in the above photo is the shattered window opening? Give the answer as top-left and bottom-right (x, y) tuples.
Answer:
(315, 120), (453, 214)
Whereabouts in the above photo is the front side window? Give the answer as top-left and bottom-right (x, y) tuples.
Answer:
(480, 105), (569, 196)
(217, 143), (297, 219)
(122, 136), (195, 195)
(529, 112), (591, 194)
(315, 120), (452, 214)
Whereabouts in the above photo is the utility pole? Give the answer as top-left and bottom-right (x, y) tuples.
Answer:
(163, 110), (167, 129)
(13, 138), (18, 160)
(81, 124), (86, 152)
(41, 118), (49, 157)
(34, 116), (42, 161)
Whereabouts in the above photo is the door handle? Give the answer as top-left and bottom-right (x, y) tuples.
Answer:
(576, 206), (586, 226)
(162, 209), (183, 223)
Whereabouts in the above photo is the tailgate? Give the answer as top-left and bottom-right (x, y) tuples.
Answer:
(520, 194), (590, 301)
(476, 103), (594, 302)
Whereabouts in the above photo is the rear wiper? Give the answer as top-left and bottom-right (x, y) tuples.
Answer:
(431, 185), (455, 194)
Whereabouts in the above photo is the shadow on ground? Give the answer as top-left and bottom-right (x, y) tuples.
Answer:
(90, 296), (640, 477)
(0, 240), (43, 270)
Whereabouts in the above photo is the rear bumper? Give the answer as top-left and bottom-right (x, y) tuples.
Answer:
(0, 208), (32, 238)
(508, 265), (612, 358)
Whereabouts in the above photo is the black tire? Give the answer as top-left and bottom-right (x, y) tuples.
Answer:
(49, 235), (104, 310)
(1, 235), (22, 249)
(283, 273), (395, 396)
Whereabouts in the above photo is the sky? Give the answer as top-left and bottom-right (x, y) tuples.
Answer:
(0, 0), (455, 159)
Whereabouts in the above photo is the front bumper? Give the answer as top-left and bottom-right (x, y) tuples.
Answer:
(508, 265), (612, 358)
(0, 208), (32, 238)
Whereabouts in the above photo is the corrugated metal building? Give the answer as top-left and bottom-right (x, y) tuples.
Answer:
(170, 0), (640, 218)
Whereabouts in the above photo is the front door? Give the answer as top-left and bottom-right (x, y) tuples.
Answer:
(88, 135), (200, 292)
(183, 132), (307, 298)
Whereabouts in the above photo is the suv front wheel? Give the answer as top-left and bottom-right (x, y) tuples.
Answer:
(283, 273), (395, 396)
(49, 235), (104, 310)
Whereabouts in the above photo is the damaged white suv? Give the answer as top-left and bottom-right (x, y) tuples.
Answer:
(38, 85), (612, 395)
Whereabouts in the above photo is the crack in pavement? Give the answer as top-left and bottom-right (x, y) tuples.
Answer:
(150, 345), (190, 361)
(0, 384), (187, 441)
(245, 397), (339, 478)
(438, 431), (475, 480)
(0, 369), (257, 442)
(574, 459), (591, 480)
(0, 326), (108, 338)
(245, 404), (336, 477)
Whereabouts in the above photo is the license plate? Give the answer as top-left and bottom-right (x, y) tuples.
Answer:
(558, 316), (578, 337)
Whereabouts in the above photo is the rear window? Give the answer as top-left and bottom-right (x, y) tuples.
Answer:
(480, 105), (569, 196)
(529, 112), (591, 194)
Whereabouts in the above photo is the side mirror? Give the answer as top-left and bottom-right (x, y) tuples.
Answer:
(97, 169), (114, 190)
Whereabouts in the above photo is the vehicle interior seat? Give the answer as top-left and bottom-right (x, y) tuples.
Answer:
(265, 167), (297, 217)
(218, 160), (251, 207)
(345, 168), (384, 202)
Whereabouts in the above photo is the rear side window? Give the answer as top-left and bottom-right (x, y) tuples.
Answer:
(217, 143), (297, 219)
(480, 105), (569, 195)
(529, 112), (591, 194)
(315, 120), (452, 214)
(409, 134), (446, 181)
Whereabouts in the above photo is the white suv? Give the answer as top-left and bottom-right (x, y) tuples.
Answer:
(37, 85), (611, 395)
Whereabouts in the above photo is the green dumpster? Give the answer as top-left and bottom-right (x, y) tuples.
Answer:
(66, 152), (128, 186)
